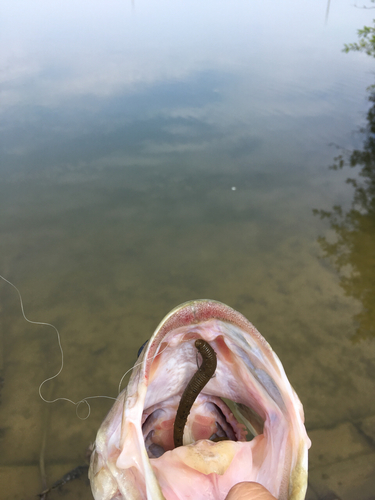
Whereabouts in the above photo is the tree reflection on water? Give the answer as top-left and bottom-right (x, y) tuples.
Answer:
(314, 87), (375, 342)
(314, 12), (375, 342)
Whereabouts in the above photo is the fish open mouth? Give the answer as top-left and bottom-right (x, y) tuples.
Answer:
(90, 300), (310, 500)
(142, 393), (259, 459)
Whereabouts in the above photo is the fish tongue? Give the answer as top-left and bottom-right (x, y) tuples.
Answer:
(166, 440), (238, 475)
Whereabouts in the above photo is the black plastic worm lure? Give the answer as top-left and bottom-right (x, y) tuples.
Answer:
(173, 339), (217, 448)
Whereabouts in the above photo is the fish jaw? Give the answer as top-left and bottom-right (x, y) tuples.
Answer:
(89, 300), (311, 500)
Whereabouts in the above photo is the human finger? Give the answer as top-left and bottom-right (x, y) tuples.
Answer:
(225, 481), (277, 500)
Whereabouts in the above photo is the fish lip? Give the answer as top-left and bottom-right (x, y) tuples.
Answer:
(142, 299), (272, 383)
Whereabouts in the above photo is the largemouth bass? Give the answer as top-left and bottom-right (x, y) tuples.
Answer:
(89, 300), (311, 500)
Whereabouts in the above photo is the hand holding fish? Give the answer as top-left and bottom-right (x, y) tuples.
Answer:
(225, 482), (277, 500)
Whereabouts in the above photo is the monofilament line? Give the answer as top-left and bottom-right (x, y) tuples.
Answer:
(117, 345), (168, 394)
(0, 275), (65, 397)
(0, 274), (117, 419)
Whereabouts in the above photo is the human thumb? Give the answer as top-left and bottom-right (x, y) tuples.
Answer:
(225, 482), (277, 500)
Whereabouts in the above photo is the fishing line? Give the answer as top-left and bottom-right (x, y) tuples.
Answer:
(1, 274), (203, 419)
(117, 339), (172, 394)
(118, 362), (142, 395)
(0, 274), (118, 420)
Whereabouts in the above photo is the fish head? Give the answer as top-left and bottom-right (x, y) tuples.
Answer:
(89, 300), (311, 500)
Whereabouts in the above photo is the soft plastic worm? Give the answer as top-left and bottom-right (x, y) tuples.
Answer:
(173, 339), (217, 447)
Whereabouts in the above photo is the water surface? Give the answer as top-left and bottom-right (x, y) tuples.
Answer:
(1, 1), (375, 499)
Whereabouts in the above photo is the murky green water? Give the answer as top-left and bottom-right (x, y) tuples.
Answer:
(1, 1), (375, 499)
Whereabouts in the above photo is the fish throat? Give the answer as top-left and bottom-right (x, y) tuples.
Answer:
(173, 339), (217, 447)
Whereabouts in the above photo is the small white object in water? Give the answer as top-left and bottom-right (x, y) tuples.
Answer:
(231, 186), (236, 191)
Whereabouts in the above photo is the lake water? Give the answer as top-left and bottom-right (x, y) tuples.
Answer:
(1, 1), (375, 499)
